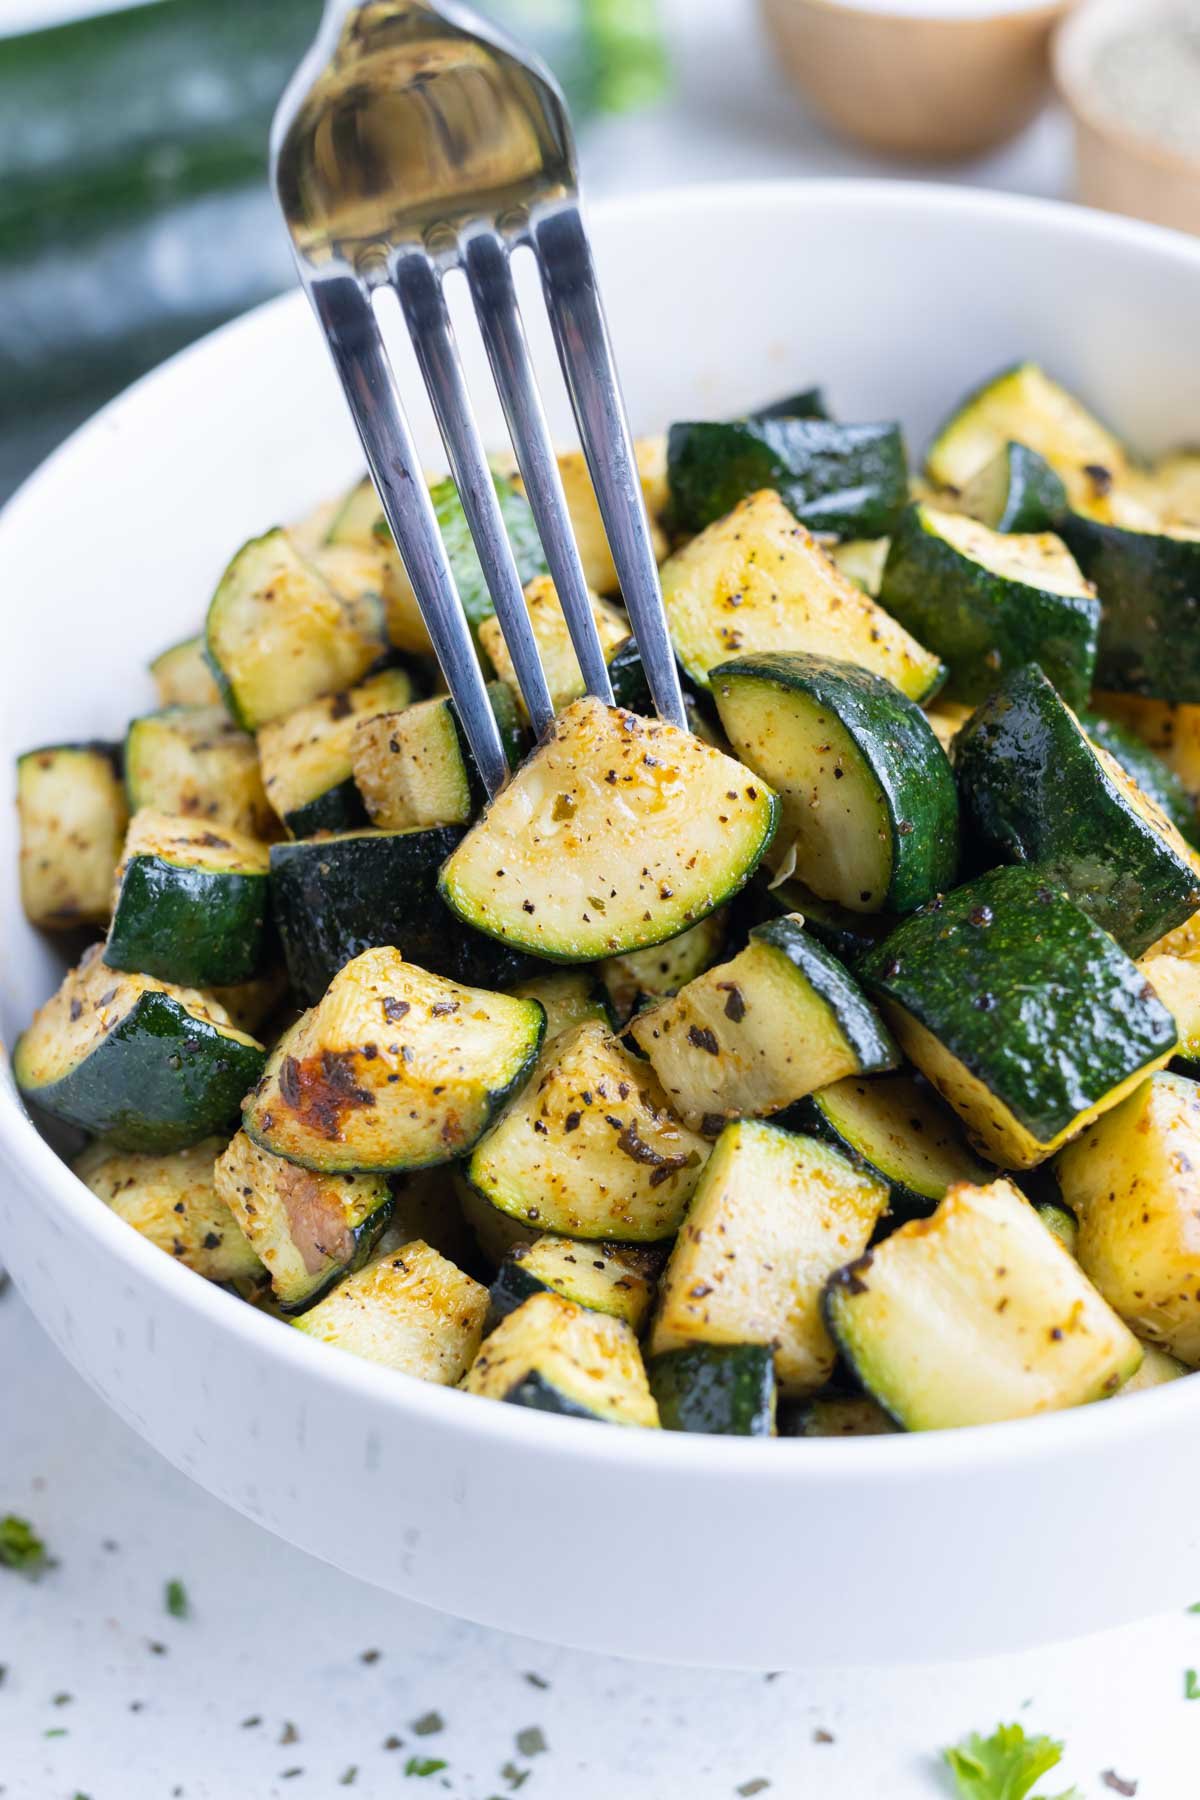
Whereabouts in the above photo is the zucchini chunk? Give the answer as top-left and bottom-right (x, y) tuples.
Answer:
(925, 362), (1127, 508)
(1058, 510), (1200, 702)
(293, 1240), (488, 1379)
(649, 1119), (889, 1396)
(15, 944), (266, 1152)
(629, 915), (896, 1134)
(1093, 696), (1200, 830)
(825, 1177), (1142, 1429)
(648, 1343), (776, 1436)
(750, 386), (829, 421)
(1036, 1200), (1079, 1259)
(536, 438), (668, 595)
(351, 683), (523, 832)
(1118, 1344), (1189, 1395)
(600, 910), (728, 1028)
(461, 1291), (659, 1426)
(829, 537), (889, 597)
(457, 1172), (541, 1266)
(205, 529), (387, 730)
(1055, 1070), (1200, 1366)
(17, 742), (128, 929)
(782, 1071), (989, 1218)
(1081, 711), (1199, 851)
(948, 440), (1068, 535)
(73, 1138), (263, 1283)
(124, 705), (276, 841)
(1143, 450), (1200, 528)
(479, 576), (632, 718)
(105, 810), (271, 987)
(877, 503), (1099, 708)
(488, 1235), (659, 1333)
(149, 634), (222, 708)
(859, 866), (1178, 1168)
(270, 826), (538, 1005)
(712, 651), (959, 914)
(1140, 953), (1200, 1071)
(257, 666), (416, 838)
(466, 1020), (709, 1241)
(659, 489), (944, 699)
(505, 969), (611, 1043)
(214, 1129), (392, 1312)
(243, 947), (544, 1174)
(955, 664), (1200, 956)
(666, 418), (908, 539)
(781, 1393), (897, 1437)
(438, 697), (778, 961)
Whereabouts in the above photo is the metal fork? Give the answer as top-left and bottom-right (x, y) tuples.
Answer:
(271, 0), (686, 796)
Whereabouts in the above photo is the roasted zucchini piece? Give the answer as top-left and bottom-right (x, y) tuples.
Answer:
(17, 742), (128, 930)
(1140, 953), (1200, 1072)
(256, 666), (416, 838)
(1036, 1200), (1079, 1258)
(1118, 1344), (1189, 1395)
(1142, 450), (1200, 527)
(15, 944), (266, 1152)
(600, 911), (728, 1028)
(377, 1166), (475, 1269)
(461, 1291), (659, 1426)
(124, 705), (276, 841)
(205, 528), (387, 730)
(479, 576), (632, 718)
(243, 947), (544, 1174)
(648, 1343), (776, 1436)
(878, 503), (1099, 708)
(438, 697), (778, 961)
(105, 810), (271, 987)
(215, 1129), (392, 1311)
(666, 417), (908, 539)
(351, 683), (522, 831)
(1091, 694), (1200, 816)
(1059, 509), (1200, 702)
(148, 635), (222, 708)
(1081, 711), (1200, 851)
(781, 1393), (897, 1437)
(649, 1119), (889, 1396)
(955, 664), (1200, 956)
(629, 915), (896, 1134)
(504, 969), (611, 1043)
(925, 362), (1127, 508)
(859, 866), (1178, 1168)
(489, 1235), (659, 1333)
(712, 651), (959, 914)
(749, 386), (829, 422)
(73, 1137), (263, 1283)
(659, 489), (944, 699)
(457, 1172), (541, 1266)
(293, 1240), (488, 1378)
(948, 440), (1068, 535)
(829, 537), (889, 597)
(466, 1019), (709, 1241)
(1056, 1071), (1200, 1366)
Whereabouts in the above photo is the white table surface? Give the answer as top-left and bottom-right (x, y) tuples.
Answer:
(4, 3), (1200, 1795)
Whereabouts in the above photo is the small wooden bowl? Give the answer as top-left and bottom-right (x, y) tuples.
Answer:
(759, 0), (1073, 161)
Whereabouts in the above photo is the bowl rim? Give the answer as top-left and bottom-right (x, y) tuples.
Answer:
(6, 174), (1200, 1481)
(1054, 0), (1200, 181)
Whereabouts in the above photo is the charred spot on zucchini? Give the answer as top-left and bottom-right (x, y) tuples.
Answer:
(293, 1240), (488, 1379)
(648, 1343), (776, 1436)
(461, 1291), (659, 1426)
(666, 417), (908, 539)
(600, 911), (728, 1028)
(480, 576), (632, 718)
(17, 742), (128, 930)
(352, 683), (522, 832)
(925, 362), (1126, 509)
(1058, 509), (1200, 702)
(105, 810), (271, 987)
(257, 666), (416, 838)
(149, 635), (222, 708)
(947, 440), (1068, 535)
(73, 1137), (263, 1283)
(124, 705), (276, 841)
(488, 1235), (659, 1333)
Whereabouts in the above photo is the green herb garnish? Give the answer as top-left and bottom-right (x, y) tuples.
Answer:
(1185, 1669), (1200, 1699)
(943, 1723), (1081, 1799)
(0, 1514), (49, 1576)
(165, 1578), (189, 1620)
(405, 1756), (447, 1778)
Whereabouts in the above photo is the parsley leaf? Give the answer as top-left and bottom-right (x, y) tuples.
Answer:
(943, 1723), (1081, 1800)
(405, 1756), (448, 1777)
(1185, 1669), (1200, 1700)
(165, 1578), (189, 1620)
(0, 1514), (49, 1576)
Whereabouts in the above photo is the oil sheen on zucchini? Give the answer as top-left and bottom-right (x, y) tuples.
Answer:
(293, 1241), (488, 1379)
(666, 417), (909, 538)
(648, 1343), (777, 1435)
(73, 1138), (263, 1284)
(461, 1291), (659, 1426)
(17, 742), (128, 929)
(105, 810), (272, 987)
(488, 1235), (659, 1333)
(1059, 509), (1200, 702)
(256, 666), (416, 837)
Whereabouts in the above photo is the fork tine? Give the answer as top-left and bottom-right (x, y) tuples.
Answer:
(462, 229), (614, 708)
(392, 251), (556, 738)
(531, 204), (689, 732)
(306, 268), (510, 798)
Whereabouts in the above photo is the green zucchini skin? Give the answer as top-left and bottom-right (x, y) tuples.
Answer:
(648, 1343), (776, 1435)
(749, 386), (829, 422)
(859, 865), (1178, 1146)
(605, 636), (652, 713)
(105, 855), (271, 987)
(270, 827), (538, 1005)
(955, 664), (1200, 956)
(1058, 512), (1200, 701)
(1081, 711), (1200, 851)
(878, 502), (1100, 708)
(751, 916), (898, 1074)
(500, 1371), (607, 1420)
(666, 419), (908, 538)
(283, 776), (369, 840)
(422, 474), (547, 639)
(956, 441), (1068, 534)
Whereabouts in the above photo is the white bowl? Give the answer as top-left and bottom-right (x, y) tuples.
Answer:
(4, 181), (1200, 1670)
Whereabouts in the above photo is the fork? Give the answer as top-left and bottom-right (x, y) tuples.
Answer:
(271, 0), (687, 797)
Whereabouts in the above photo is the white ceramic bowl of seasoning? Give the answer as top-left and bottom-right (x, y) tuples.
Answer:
(4, 181), (1200, 1669)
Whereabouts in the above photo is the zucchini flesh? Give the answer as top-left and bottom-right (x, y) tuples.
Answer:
(149, 635), (222, 708)
(829, 537), (889, 596)
(17, 742), (127, 929)
(466, 1019), (709, 1241)
(538, 439), (668, 595)
(1058, 510), (1200, 702)
(860, 866), (1178, 1168)
(1055, 1070), (1200, 1366)
(925, 362), (1127, 508)
(257, 666), (416, 836)
(1118, 1344), (1189, 1395)
(124, 705), (276, 841)
(480, 577), (632, 718)
(105, 809), (271, 987)
(629, 914), (896, 1134)
(1140, 953), (1200, 1070)
(648, 1343), (776, 1436)
(951, 440), (1068, 535)
(1093, 694), (1200, 816)
(649, 1119), (889, 1397)
(782, 1394), (896, 1437)
(461, 1291), (659, 1427)
(923, 701), (975, 755)
(489, 1235), (659, 1333)
(1143, 451), (1200, 529)
(825, 1177), (1142, 1429)
(352, 683), (522, 832)
(504, 969), (611, 1043)
(73, 1138), (263, 1284)
(14, 943), (266, 1152)
(712, 650), (959, 915)
(659, 489), (944, 699)
(600, 910), (728, 1028)
(293, 1241), (487, 1378)
(243, 947), (544, 1175)
(438, 697), (779, 961)
(666, 418), (908, 539)
(209, 966), (290, 1038)
(214, 1129), (392, 1312)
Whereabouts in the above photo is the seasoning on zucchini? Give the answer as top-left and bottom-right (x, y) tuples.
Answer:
(947, 440), (1069, 535)
(293, 1240), (488, 1378)
(15, 943), (266, 1152)
(351, 683), (523, 832)
(825, 1177), (1142, 1429)
(243, 947), (544, 1174)
(600, 910), (728, 1028)
(648, 1343), (776, 1436)
(955, 663), (1200, 956)
(629, 914), (896, 1134)
(257, 666), (416, 838)
(214, 1129), (393, 1312)
(712, 650), (959, 914)
(925, 362), (1127, 508)
(877, 503), (1099, 708)
(466, 1019), (709, 1241)
(1058, 508), (1200, 702)
(17, 742), (128, 929)
(666, 417), (909, 539)
(1081, 709), (1200, 851)
(649, 1119), (889, 1396)
(479, 576), (632, 717)
(105, 810), (272, 987)
(488, 1235), (659, 1333)
(148, 635), (222, 708)
(124, 704), (276, 841)
(73, 1137), (263, 1284)
(438, 697), (779, 961)
(859, 866), (1178, 1168)
(461, 1291), (659, 1426)
(659, 489), (944, 699)
(538, 438), (668, 595)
